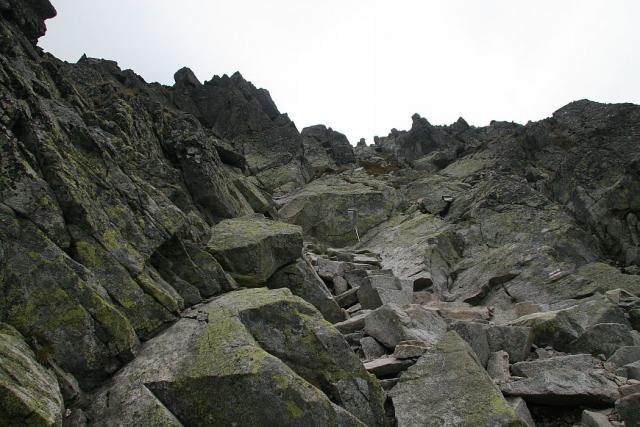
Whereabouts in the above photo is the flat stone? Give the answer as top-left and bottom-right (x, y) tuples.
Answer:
(334, 311), (371, 334)
(346, 303), (362, 315)
(352, 254), (382, 267)
(344, 270), (369, 289)
(316, 258), (347, 280)
(364, 357), (414, 378)
(392, 341), (430, 359)
(501, 354), (620, 406)
(332, 276), (349, 295)
(510, 295), (629, 352)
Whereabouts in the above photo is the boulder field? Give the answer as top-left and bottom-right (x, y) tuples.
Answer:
(1, 1), (640, 426)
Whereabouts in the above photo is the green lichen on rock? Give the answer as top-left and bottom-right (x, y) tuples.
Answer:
(278, 174), (402, 247)
(390, 331), (523, 427)
(207, 215), (303, 286)
(85, 288), (385, 426)
(0, 323), (64, 427)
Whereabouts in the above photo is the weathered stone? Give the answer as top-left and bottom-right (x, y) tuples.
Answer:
(335, 288), (360, 308)
(364, 357), (414, 378)
(617, 360), (640, 380)
(207, 215), (303, 286)
(615, 393), (640, 427)
(448, 321), (491, 366)
(278, 174), (400, 247)
(620, 383), (640, 397)
(267, 257), (345, 323)
(172, 70), (313, 194)
(335, 311), (371, 334)
(389, 332), (521, 427)
(352, 254), (382, 267)
(364, 304), (447, 349)
(501, 354), (620, 405)
(0, 323), (64, 426)
(317, 258), (348, 280)
(581, 409), (615, 427)
(487, 351), (510, 384)
(568, 323), (640, 358)
(630, 309), (640, 331)
(344, 269), (370, 290)
(333, 276), (350, 295)
(86, 288), (387, 426)
(607, 346), (640, 368)
(486, 325), (533, 363)
(392, 341), (430, 359)
(301, 125), (355, 178)
(358, 275), (412, 310)
(510, 295), (629, 352)
(506, 397), (535, 427)
(360, 337), (388, 361)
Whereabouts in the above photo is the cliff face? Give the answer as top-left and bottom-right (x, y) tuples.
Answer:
(1, 2), (640, 426)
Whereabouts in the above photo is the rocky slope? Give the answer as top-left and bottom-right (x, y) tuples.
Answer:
(1, 1), (640, 426)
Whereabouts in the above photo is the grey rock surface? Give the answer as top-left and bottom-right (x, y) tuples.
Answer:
(389, 331), (521, 427)
(207, 215), (303, 286)
(85, 288), (387, 426)
(0, 323), (64, 426)
(267, 257), (345, 323)
(364, 304), (447, 349)
(615, 393), (640, 427)
(501, 354), (620, 405)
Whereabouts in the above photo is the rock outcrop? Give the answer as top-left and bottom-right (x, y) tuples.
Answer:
(2, 1), (640, 425)
(302, 125), (356, 178)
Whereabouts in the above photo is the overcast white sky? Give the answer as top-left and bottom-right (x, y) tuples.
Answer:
(40, 1), (640, 144)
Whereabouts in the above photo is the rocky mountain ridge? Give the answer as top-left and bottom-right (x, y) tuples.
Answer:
(1, 1), (640, 426)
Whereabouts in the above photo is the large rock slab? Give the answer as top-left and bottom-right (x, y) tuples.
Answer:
(267, 257), (346, 323)
(277, 174), (400, 247)
(389, 331), (521, 427)
(86, 288), (387, 427)
(207, 215), (303, 286)
(568, 323), (640, 358)
(0, 323), (64, 426)
(364, 304), (447, 349)
(509, 294), (629, 351)
(358, 275), (412, 310)
(501, 354), (620, 406)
